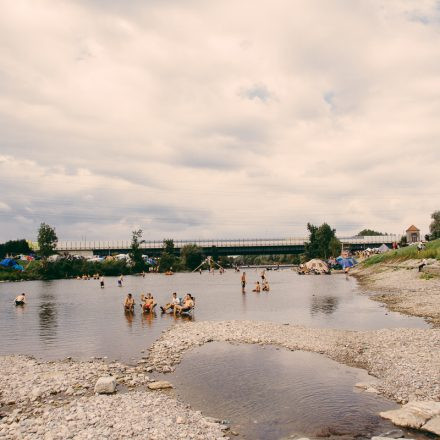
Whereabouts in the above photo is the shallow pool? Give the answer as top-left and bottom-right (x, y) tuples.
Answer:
(167, 343), (432, 440)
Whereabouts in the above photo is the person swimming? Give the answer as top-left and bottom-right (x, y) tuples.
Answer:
(15, 293), (26, 305)
(124, 293), (135, 311)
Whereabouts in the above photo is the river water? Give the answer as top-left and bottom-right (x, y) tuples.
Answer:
(0, 270), (431, 439)
(0, 269), (427, 361)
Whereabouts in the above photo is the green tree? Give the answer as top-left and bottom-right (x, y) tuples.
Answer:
(180, 244), (204, 271)
(304, 223), (319, 259)
(305, 222), (341, 259)
(357, 229), (386, 236)
(37, 223), (58, 259)
(0, 239), (31, 258)
(159, 239), (176, 272)
(129, 229), (145, 272)
(429, 210), (440, 240)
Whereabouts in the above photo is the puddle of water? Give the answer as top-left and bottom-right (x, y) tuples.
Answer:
(167, 343), (432, 440)
(0, 270), (428, 361)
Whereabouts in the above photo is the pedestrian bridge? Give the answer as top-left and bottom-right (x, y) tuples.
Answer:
(53, 235), (401, 257)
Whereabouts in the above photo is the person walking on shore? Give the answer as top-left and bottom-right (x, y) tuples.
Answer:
(418, 258), (427, 272)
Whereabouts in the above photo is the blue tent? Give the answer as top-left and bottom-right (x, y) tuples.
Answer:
(0, 258), (24, 271)
(336, 256), (357, 269)
(0, 258), (16, 268)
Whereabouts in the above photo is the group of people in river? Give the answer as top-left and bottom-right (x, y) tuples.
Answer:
(124, 292), (195, 316)
(241, 270), (270, 293)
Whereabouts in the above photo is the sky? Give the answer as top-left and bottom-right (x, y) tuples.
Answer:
(1, 0), (439, 242)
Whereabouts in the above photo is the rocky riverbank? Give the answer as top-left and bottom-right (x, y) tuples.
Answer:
(147, 320), (440, 405)
(0, 355), (226, 439)
(1, 319), (439, 439)
(351, 260), (440, 327)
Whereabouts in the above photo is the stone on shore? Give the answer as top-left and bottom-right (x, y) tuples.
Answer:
(422, 415), (440, 435)
(94, 376), (116, 394)
(380, 400), (440, 429)
(148, 380), (173, 390)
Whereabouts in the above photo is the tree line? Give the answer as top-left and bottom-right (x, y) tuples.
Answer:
(2, 211), (439, 280)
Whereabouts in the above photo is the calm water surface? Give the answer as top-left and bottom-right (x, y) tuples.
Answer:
(0, 270), (428, 361)
(168, 343), (432, 440)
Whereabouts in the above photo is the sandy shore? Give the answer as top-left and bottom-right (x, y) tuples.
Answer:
(352, 260), (440, 327)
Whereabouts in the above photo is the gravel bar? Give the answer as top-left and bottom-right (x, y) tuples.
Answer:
(147, 320), (440, 404)
(352, 260), (440, 327)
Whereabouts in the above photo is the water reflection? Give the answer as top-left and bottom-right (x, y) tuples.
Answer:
(141, 311), (156, 328)
(124, 310), (135, 327)
(39, 299), (58, 342)
(310, 295), (339, 316)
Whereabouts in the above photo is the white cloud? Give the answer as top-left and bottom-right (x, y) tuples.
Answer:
(0, 0), (439, 241)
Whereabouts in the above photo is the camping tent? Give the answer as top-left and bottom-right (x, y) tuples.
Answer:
(336, 256), (357, 269)
(377, 244), (390, 253)
(304, 259), (329, 272)
(0, 258), (24, 271)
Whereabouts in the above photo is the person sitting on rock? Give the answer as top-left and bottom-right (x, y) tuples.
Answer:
(141, 293), (156, 312)
(124, 293), (135, 312)
(173, 294), (195, 315)
(252, 281), (261, 292)
(160, 292), (181, 313)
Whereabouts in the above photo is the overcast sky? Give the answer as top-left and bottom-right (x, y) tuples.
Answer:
(1, 0), (439, 242)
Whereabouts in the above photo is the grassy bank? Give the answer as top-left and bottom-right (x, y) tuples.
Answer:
(362, 239), (440, 267)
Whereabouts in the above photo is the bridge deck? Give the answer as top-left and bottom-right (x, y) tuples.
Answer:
(48, 235), (402, 256)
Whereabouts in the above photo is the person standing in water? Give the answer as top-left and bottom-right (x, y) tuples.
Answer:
(241, 272), (246, 292)
(118, 274), (123, 287)
(100, 275), (104, 288)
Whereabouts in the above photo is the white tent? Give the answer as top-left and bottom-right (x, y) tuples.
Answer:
(377, 244), (390, 253)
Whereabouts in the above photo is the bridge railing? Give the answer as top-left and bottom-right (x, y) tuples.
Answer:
(54, 235), (402, 251)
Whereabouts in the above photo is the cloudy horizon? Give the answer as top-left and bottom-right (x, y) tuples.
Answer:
(1, 0), (439, 242)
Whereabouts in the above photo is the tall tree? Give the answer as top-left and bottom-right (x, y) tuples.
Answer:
(37, 223), (58, 259)
(180, 244), (203, 271)
(429, 210), (440, 240)
(305, 222), (341, 259)
(129, 229), (145, 272)
(159, 239), (175, 272)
